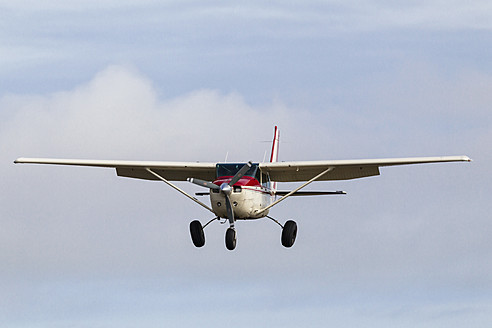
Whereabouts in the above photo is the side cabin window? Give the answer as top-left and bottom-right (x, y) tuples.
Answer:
(261, 170), (271, 189)
(216, 163), (260, 181)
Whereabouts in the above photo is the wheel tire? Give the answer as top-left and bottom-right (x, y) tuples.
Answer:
(190, 220), (205, 247)
(281, 220), (297, 248)
(225, 228), (237, 250)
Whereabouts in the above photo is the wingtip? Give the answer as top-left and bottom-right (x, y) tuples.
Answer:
(14, 157), (34, 164)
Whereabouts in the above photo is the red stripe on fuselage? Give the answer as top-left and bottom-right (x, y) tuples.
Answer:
(213, 176), (261, 187)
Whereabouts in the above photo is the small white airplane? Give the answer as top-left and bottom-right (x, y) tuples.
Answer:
(15, 126), (470, 250)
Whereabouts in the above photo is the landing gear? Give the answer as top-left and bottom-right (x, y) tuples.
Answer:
(266, 216), (298, 248)
(225, 228), (237, 250)
(189, 218), (237, 250)
(281, 220), (297, 248)
(190, 217), (297, 249)
(190, 220), (205, 247)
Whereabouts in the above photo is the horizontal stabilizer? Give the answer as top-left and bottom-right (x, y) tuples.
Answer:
(195, 191), (346, 196)
(276, 191), (346, 196)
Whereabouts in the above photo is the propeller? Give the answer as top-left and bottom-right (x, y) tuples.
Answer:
(187, 178), (220, 190)
(187, 161), (252, 228)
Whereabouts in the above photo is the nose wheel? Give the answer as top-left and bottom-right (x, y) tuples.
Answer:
(225, 228), (237, 250)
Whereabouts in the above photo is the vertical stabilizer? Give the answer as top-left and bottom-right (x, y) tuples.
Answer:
(270, 126), (279, 163)
(270, 126), (279, 192)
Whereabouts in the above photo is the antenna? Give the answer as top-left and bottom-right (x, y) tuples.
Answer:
(224, 152), (229, 163)
(262, 150), (267, 163)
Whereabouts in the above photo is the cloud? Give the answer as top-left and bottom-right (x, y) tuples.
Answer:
(3, 65), (286, 158)
(0, 65), (306, 279)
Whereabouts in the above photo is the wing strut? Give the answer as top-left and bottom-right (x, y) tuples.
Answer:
(257, 166), (335, 215)
(145, 168), (215, 214)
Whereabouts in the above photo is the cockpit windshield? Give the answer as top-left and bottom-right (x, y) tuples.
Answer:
(216, 163), (260, 181)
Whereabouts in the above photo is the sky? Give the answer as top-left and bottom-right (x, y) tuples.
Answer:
(1, 1), (491, 327)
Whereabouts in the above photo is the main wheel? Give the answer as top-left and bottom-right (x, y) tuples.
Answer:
(190, 220), (205, 247)
(225, 228), (237, 250)
(281, 220), (297, 247)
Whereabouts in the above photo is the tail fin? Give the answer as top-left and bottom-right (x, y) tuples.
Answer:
(270, 126), (279, 163)
(270, 126), (279, 192)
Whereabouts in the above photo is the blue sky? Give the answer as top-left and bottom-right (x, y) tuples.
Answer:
(1, 1), (491, 327)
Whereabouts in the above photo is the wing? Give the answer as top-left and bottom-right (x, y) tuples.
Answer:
(14, 158), (217, 181)
(259, 156), (471, 182)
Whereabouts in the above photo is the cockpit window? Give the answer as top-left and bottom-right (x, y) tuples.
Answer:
(216, 163), (260, 181)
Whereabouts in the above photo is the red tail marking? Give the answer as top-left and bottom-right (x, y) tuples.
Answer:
(270, 126), (279, 163)
(269, 126), (279, 193)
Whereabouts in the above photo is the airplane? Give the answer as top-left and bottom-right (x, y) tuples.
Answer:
(14, 126), (471, 250)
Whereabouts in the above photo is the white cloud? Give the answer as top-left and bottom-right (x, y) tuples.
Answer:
(3, 65), (289, 159)
(0, 65), (302, 277)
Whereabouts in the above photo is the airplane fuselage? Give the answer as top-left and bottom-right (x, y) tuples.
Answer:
(210, 176), (274, 219)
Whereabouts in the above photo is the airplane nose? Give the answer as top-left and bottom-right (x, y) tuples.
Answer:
(220, 183), (232, 195)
